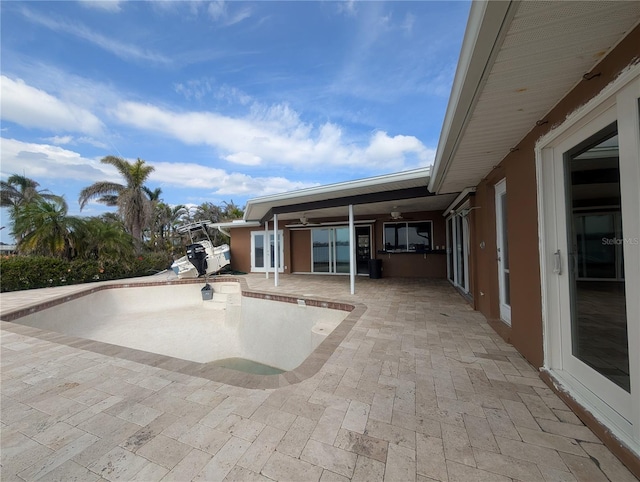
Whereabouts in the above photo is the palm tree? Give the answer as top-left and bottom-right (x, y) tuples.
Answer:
(78, 156), (155, 252)
(75, 217), (135, 262)
(222, 200), (244, 220)
(1, 175), (67, 240)
(13, 197), (83, 259)
(194, 202), (223, 223)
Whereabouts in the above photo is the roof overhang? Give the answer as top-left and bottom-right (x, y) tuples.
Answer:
(243, 167), (456, 224)
(429, 1), (640, 194)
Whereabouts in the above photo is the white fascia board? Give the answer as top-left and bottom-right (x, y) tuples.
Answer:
(211, 220), (261, 229)
(429, 0), (516, 194)
(443, 187), (477, 216)
(244, 166), (431, 220)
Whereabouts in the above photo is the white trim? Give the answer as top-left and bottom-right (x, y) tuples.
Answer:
(446, 205), (471, 294)
(495, 179), (511, 325)
(429, 0), (516, 193)
(211, 220), (261, 229)
(273, 214), (279, 287)
(536, 69), (640, 455)
(285, 219), (376, 229)
(245, 167), (431, 220)
(251, 230), (284, 273)
(310, 226), (351, 275)
(443, 187), (476, 216)
(349, 204), (355, 295)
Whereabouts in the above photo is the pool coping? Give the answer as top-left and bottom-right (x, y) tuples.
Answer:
(0, 276), (366, 390)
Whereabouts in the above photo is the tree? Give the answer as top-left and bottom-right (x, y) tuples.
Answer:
(194, 202), (223, 223)
(1, 174), (67, 240)
(78, 156), (155, 252)
(222, 200), (244, 220)
(13, 197), (83, 260)
(75, 216), (135, 262)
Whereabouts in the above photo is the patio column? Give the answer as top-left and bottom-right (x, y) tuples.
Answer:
(349, 204), (355, 295)
(273, 213), (279, 287)
(265, 222), (269, 279)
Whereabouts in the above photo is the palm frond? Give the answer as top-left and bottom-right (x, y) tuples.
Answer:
(78, 182), (124, 210)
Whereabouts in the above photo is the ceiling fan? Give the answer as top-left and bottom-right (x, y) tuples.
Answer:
(388, 206), (412, 220)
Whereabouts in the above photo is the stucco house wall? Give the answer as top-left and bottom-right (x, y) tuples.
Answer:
(467, 24), (640, 369)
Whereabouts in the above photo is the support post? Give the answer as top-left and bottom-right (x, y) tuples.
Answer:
(349, 204), (355, 295)
(274, 213), (279, 287)
(265, 222), (269, 279)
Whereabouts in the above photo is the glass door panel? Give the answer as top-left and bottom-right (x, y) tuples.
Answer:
(356, 226), (371, 275)
(312, 229), (330, 273)
(565, 126), (629, 392)
(455, 216), (465, 288)
(335, 227), (350, 274)
(312, 227), (352, 274)
(253, 234), (264, 269)
(447, 218), (455, 282)
(495, 180), (511, 324)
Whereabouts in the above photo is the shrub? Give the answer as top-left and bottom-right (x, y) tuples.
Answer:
(0, 253), (172, 292)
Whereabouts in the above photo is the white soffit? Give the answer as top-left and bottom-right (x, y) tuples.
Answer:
(431, 1), (640, 194)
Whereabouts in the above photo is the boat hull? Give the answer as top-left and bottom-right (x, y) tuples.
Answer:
(171, 243), (230, 279)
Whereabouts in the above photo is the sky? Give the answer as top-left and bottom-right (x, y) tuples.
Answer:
(0, 0), (470, 244)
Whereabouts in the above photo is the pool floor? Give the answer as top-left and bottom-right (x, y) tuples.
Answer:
(211, 357), (285, 375)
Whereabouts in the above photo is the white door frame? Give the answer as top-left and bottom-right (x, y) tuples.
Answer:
(495, 179), (511, 325)
(446, 205), (471, 293)
(250, 230), (284, 273)
(536, 66), (640, 451)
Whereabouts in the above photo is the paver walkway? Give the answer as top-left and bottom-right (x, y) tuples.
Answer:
(1, 274), (637, 481)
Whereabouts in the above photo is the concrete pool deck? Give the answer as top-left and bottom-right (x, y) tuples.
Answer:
(1, 274), (636, 481)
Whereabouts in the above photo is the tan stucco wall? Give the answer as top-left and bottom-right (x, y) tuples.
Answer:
(290, 230), (311, 273)
(228, 228), (252, 273)
(469, 24), (640, 368)
(227, 209), (448, 278)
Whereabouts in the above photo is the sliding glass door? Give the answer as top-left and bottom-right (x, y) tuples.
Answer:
(312, 227), (350, 274)
(446, 212), (470, 293)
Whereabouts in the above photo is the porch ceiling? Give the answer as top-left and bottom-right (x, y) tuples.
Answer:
(429, 1), (640, 194)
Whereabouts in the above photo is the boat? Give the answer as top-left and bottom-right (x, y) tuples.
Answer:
(171, 220), (230, 278)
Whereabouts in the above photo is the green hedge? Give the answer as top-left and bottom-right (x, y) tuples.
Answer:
(0, 253), (172, 293)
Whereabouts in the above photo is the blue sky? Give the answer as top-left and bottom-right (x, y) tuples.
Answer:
(0, 0), (470, 243)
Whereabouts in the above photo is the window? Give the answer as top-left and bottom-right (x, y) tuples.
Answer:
(383, 221), (432, 252)
(251, 230), (283, 272)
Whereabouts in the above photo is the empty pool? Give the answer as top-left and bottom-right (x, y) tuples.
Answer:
(9, 281), (349, 372)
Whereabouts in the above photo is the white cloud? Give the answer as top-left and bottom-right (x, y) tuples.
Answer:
(44, 135), (74, 145)
(1, 137), (317, 198)
(1, 76), (104, 135)
(150, 161), (317, 197)
(207, 1), (251, 26)
(113, 101), (432, 171)
(42, 134), (109, 149)
(78, 137), (109, 149)
(336, 1), (357, 17)
(208, 1), (225, 21)
(19, 7), (171, 64)
(174, 79), (213, 101)
(224, 152), (262, 166)
(78, 0), (124, 13)
(0, 138), (118, 185)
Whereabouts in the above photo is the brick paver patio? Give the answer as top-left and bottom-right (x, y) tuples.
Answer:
(1, 274), (636, 481)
